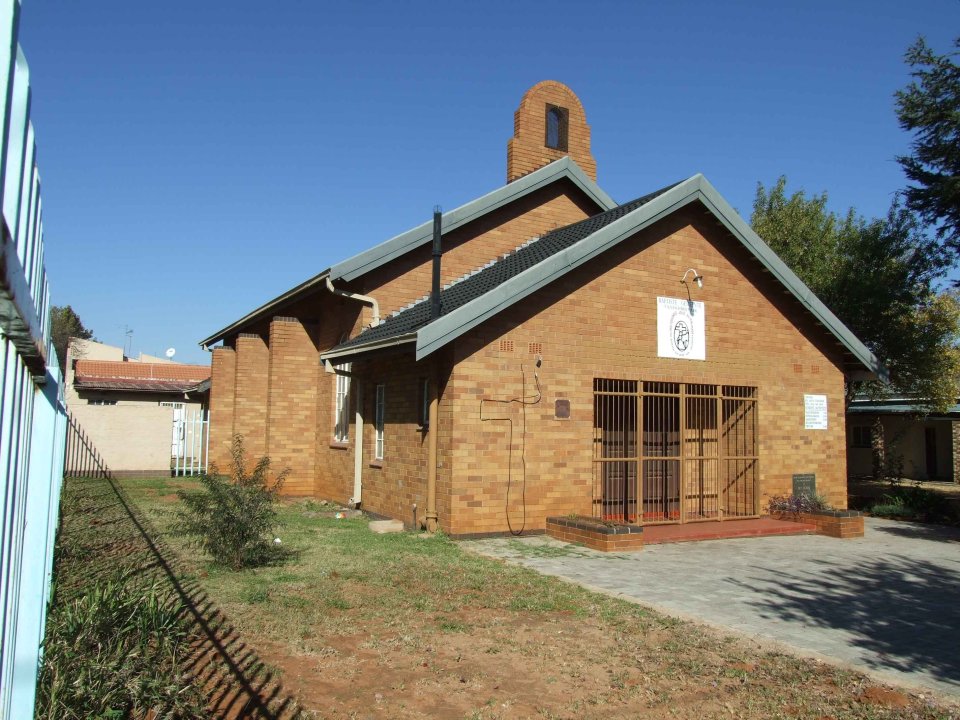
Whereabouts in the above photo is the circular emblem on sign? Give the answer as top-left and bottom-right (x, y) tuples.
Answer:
(670, 311), (693, 356)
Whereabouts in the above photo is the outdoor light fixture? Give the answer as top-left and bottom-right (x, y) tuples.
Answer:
(680, 268), (703, 288)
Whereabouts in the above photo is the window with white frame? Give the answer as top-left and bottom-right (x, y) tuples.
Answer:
(334, 366), (351, 442)
(375, 383), (385, 460)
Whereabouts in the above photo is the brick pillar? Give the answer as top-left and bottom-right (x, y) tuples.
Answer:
(952, 421), (960, 484)
(208, 346), (237, 472)
(267, 317), (319, 495)
(234, 333), (269, 462)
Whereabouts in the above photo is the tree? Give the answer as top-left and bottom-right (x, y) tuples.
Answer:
(50, 305), (93, 374)
(895, 36), (960, 259)
(752, 177), (960, 413)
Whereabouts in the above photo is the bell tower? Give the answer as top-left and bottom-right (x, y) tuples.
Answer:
(506, 80), (597, 183)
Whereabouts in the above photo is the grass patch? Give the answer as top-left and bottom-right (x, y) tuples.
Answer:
(36, 479), (207, 719)
(115, 476), (958, 720)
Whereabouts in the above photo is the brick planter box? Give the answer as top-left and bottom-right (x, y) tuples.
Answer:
(774, 509), (864, 538)
(546, 516), (644, 552)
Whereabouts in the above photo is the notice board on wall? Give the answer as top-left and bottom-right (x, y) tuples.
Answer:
(804, 394), (828, 430)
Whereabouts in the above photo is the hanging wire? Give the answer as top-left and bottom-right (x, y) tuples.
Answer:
(479, 364), (542, 536)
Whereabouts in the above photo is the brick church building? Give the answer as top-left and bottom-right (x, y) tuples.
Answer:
(200, 81), (882, 537)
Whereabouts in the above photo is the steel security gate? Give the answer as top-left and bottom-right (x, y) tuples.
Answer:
(171, 408), (209, 476)
(593, 380), (758, 524)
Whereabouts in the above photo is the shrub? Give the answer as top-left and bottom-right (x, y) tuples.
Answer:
(871, 482), (958, 524)
(36, 577), (204, 719)
(176, 435), (287, 570)
(767, 493), (831, 516)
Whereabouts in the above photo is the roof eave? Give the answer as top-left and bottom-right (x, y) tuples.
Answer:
(320, 332), (418, 364)
(411, 174), (886, 380)
(329, 157), (616, 283)
(199, 269), (330, 349)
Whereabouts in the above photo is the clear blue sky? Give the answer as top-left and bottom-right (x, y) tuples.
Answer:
(17, 1), (960, 365)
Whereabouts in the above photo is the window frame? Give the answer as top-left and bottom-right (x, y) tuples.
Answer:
(545, 104), (569, 151)
(374, 383), (385, 460)
(334, 366), (351, 443)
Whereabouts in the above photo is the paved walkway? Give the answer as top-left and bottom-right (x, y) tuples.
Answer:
(464, 517), (960, 699)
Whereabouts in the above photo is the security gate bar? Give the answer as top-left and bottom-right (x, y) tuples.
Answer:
(593, 379), (758, 524)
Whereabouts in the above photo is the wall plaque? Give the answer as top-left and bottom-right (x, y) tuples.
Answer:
(792, 473), (816, 498)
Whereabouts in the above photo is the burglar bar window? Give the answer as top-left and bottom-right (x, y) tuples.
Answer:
(334, 366), (351, 442)
(375, 384), (385, 460)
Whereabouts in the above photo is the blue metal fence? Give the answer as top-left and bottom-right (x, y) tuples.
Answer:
(0, 2), (70, 718)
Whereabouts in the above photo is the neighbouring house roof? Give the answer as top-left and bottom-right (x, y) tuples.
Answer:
(198, 157), (615, 350)
(321, 174), (886, 381)
(74, 360), (210, 394)
(847, 397), (960, 417)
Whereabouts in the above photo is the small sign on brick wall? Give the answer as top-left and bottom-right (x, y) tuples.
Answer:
(792, 473), (816, 498)
(804, 394), (828, 429)
(555, 398), (570, 419)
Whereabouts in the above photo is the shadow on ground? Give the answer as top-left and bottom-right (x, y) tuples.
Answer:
(731, 552), (960, 689)
(870, 521), (960, 543)
(63, 476), (307, 720)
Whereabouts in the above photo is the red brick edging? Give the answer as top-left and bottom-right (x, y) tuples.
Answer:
(774, 510), (864, 538)
(545, 516), (644, 552)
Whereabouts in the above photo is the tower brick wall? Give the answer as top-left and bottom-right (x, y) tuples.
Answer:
(507, 80), (597, 183)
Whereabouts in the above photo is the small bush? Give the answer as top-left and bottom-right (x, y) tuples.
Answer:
(176, 435), (287, 570)
(871, 482), (958, 524)
(767, 493), (831, 516)
(37, 577), (204, 719)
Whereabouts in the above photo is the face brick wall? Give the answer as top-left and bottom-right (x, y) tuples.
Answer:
(208, 346), (236, 471)
(313, 300), (361, 503)
(354, 354), (430, 526)
(443, 208), (850, 536)
(267, 317), (320, 495)
(507, 81), (597, 183)
(233, 333), (270, 460)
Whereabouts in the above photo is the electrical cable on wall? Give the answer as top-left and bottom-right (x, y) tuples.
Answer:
(479, 359), (542, 536)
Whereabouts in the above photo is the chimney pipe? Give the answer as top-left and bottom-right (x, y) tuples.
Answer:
(431, 206), (442, 320)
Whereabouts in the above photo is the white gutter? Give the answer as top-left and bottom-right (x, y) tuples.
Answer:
(326, 276), (381, 328)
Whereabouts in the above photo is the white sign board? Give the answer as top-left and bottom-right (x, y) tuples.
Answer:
(657, 297), (705, 360)
(804, 394), (828, 430)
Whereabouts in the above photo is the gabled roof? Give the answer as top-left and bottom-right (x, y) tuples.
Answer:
(199, 157), (614, 350)
(329, 157), (616, 283)
(321, 174), (886, 381)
